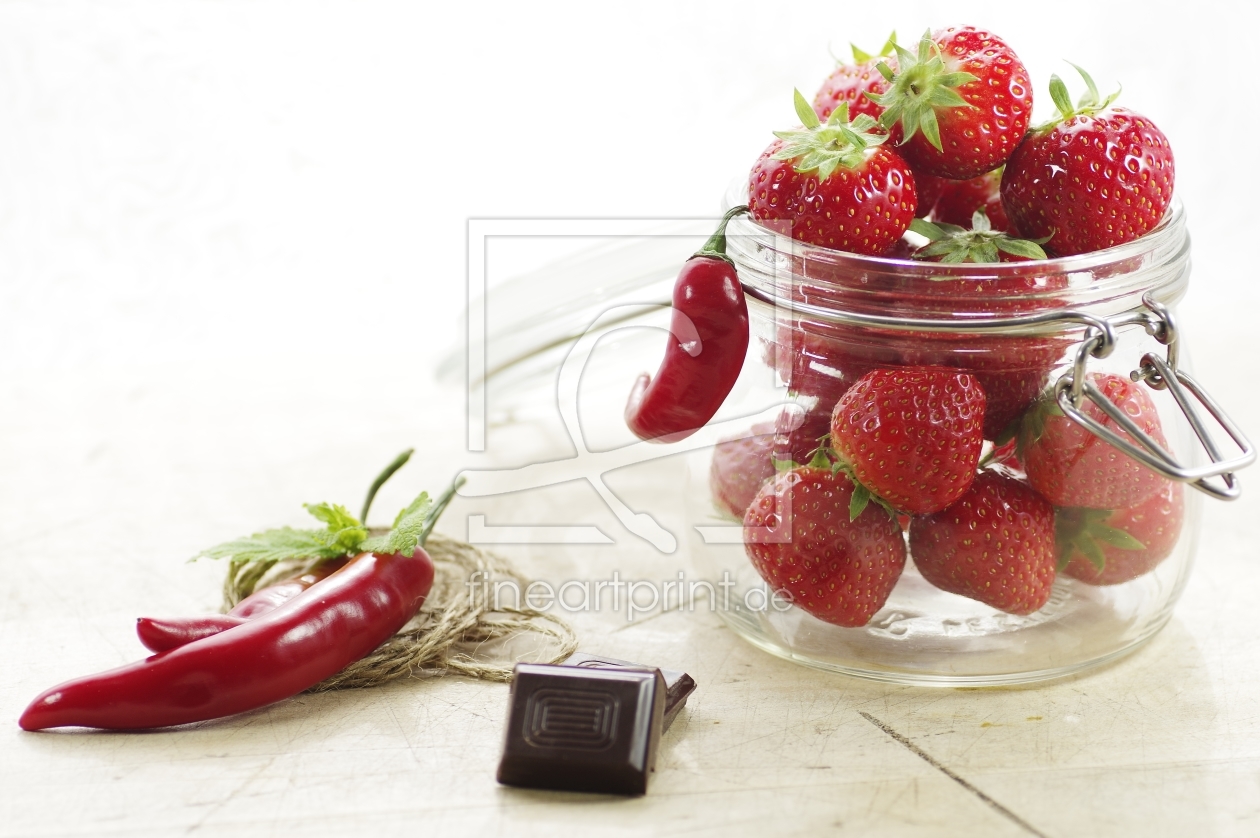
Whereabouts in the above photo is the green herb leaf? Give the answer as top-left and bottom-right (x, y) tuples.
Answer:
(195, 527), (348, 564)
(361, 492), (435, 556)
(303, 502), (368, 554)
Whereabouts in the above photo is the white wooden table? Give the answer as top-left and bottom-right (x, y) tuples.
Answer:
(4, 4), (1260, 836)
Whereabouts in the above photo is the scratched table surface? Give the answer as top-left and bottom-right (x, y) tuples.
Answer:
(4, 3), (1260, 837)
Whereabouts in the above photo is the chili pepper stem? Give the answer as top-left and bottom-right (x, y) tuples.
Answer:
(360, 448), (415, 523)
(692, 205), (749, 264)
(419, 476), (466, 547)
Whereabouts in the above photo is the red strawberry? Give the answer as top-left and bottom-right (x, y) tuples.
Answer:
(744, 465), (906, 627)
(874, 27), (1033, 180)
(909, 468), (1057, 614)
(1000, 66), (1174, 257)
(1059, 481), (1184, 585)
(767, 321), (908, 404)
(912, 171), (949, 219)
(1020, 372), (1170, 509)
(812, 36), (896, 123)
(710, 423), (778, 518)
(830, 367), (986, 514)
(909, 333), (1067, 441)
(749, 93), (918, 254)
(774, 403), (834, 465)
(932, 169), (1011, 232)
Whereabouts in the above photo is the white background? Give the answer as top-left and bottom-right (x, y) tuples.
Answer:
(6, 5), (1260, 837)
(2, 0), (1254, 380)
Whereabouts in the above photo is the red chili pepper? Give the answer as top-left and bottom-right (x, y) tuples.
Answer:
(625, 206), (750, 442)
(135, 557), (350, 653)
(19, 474), (457, 732)
(19, 549), (434, 731)
(133, 450), (413, 655)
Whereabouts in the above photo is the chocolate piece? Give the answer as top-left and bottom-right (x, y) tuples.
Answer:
(497, 663), (665, 795)
(563, 652), (696, 732)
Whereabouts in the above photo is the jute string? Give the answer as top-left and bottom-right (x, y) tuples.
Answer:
(220, 533), (577, 689)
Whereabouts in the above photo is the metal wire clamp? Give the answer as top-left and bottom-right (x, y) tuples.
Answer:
(1054, 293), (1255, 500)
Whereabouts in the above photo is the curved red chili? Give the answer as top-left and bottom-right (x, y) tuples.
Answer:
(136, 557), (350, 653)
(625, 206), (750, 442)
(20, 548), (434, 731)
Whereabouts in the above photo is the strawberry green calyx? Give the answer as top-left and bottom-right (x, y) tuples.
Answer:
(772, 91), (889, 180)
(1014, 396), (1061, 460)
(910, 212), (1048, 263)
(873, 31), (978, 152)
(1055, 508), (1145, 572)
(691, 205), (749, 265)
(826, 459), (898, 523)
(849, 31), (896, 64)
(1040, 63), (1121, 131)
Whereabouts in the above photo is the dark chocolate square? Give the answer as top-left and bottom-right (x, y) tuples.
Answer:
(497, 663), (665, 795)
(563, 652), (696, 732)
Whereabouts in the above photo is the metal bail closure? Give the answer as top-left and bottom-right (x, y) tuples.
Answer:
(1055, 293), (1256, 500)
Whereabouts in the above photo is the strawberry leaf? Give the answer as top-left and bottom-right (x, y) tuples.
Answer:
(875, 31), (978, 153)
(773, 99), (887, 178)
(851, 31), (895, 64)
(849, 483), (872, 521)
(995, 237), (1048, 260)
(1092, 524), (1145, 551)
(1049, 74), (1074, 119)
(793, 88), (821, 130)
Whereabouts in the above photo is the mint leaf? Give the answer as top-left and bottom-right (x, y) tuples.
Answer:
(195, 502), (367, 564)
(303, 502), (368, 554)
(360, 492), (435, 556)
(195, 527), (349, 564)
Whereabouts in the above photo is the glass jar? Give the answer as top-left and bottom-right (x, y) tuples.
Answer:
(685, 184), (1254, 686)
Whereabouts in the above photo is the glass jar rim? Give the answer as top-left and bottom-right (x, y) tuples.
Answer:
(722, 179), (1189, 319)
(725, 176), (1184, 274)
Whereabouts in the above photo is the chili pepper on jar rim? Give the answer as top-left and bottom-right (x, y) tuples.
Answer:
(624, 206), (751, 442)
(19, 470), (461, 732)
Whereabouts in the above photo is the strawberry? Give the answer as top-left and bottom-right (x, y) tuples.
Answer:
(767, 321), (907, 404)
(830, 367), (986, 514)
(710, 423), (778, 518)
(743, 464), (906, 627)
(909, 468), (1057, 614)
(812, 35), (896, 124)
(931, 169), (1011, 232)
(749, 93), (917, 254)
(908, 333), (1067, 441)
(873, 27), (1033, 180)
(1019, 372), (1170, 509)
(774, 403), (834, 465)
(1059, 481), (1184, 586)
(912, 171), (948, 219)
(1000, 65), (1174, 257)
